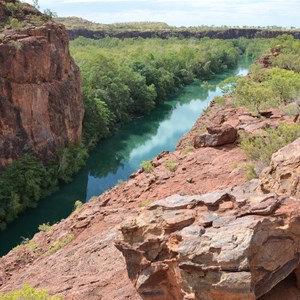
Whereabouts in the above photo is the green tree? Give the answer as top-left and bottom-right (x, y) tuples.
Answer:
(32, 0), (39, 9)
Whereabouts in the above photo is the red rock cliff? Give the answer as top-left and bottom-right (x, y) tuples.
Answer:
(0, 1), (83, 167)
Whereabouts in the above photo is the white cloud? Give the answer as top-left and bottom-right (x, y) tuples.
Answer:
(24, 0), (300, 27)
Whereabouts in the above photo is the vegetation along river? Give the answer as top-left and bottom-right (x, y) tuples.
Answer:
(0, 57), (251, 256)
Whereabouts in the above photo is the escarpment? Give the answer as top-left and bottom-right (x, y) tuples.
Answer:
(66, 28), (300, 41)
(0, 0), (83, 167)
(1, 26), (300, 299)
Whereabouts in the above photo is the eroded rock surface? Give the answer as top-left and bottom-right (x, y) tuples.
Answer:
(0, 1), (83, 167)
(116, 182), (300, 300)
(193, 124), (237, 148)
(0, 65), (298, 299)
(260, 137), (300, 198)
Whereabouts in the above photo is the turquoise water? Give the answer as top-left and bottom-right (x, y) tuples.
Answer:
(0, 58), (250, 256)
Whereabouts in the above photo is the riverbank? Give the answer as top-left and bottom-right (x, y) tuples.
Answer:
(0, 98), (246, 299)
(2, 60), (296, 298)
(0, 54), (290, 300)
(2, 30), (300, 300)
(1, 59), (299, 298)
(0, 57), (250, 257)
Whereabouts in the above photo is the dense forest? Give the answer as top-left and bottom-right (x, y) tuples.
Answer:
(70, 37), (271, 147)
(0, 35), (278, 230)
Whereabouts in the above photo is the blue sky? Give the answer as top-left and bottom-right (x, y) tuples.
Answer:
(28, 0), (300, 27)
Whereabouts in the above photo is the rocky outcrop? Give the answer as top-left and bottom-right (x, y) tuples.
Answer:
(0, 105), (253, 299)
(0, 60), (298, 299)
(177, 101), (291, 152)
(257, 47), (280, 68)
(260, 137), (300, 198)
(116, 181), (300, 300)
(117, 126), (300, 300)
(193, 124), (237, 148)
(0, 1), (83, 167)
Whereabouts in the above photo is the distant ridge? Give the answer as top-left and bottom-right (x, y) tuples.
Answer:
(55, 17), (300, 40)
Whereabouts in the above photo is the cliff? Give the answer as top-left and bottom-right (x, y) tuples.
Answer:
(0, 88), (299, 299)
(0, 0), (83, 167)
(1, 14), (300, 298)
(66, 28), (300, 41)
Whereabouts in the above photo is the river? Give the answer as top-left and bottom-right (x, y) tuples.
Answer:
(0, 57), (251, 256)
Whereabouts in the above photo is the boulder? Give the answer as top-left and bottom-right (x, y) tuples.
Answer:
(116, 181), (300, 300)
(260, 137), (300, 198)
(193, 124), (237, 148)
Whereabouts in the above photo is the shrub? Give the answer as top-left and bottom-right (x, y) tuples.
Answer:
(117, 179), (124, 185)
(214, 96), (226, 107)
(164, 159), (177, 172)
(46, 234), (74, 255)
(13, 240), (42, 254)
(8, 17), (22, 29)
(240, 123), (300, 165)
(181, 145), (194, 155)
(281, 102), (300, 116)
(27, 241), (42, 254)
(0, 284), (61, 300)
(242, 163), (258, 180)
(43, 9), (57, 19)
(38, 223), (52, 232)
(5, 2), (18, 16)
(74, 200), (83, 211)
(230, 162), (238, 171)
(56, 143), (89, 183)
(140, 160), (154, 173)
(139, 199), (151, 207)
(233, 67), (300, 113)
(9, 40), (22, 51)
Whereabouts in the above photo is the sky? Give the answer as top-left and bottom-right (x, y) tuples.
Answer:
(28, 0), (300, 28)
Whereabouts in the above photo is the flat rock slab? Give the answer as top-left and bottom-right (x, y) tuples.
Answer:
(117, 182), (300, 300)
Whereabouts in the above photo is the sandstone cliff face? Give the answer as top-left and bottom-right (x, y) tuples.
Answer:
(116, 183), (300, 300)
(0, 2), (83, 167)
(260, 137), (300, 198)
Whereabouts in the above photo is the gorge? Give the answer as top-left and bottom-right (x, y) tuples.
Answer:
(1, 1), (300, 299)
(0, 57), (250, 257)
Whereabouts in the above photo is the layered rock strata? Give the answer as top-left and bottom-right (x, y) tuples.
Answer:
(116, 180), (300, 300)
(0, 1), (83, 167)
(260, 137), (300, 198)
